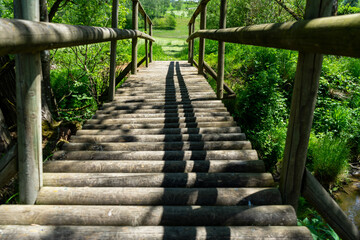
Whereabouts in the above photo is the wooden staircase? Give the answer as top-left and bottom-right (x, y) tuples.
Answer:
(0, 61), (312, 239)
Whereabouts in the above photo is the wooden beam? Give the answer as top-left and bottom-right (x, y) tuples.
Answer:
(217, 0), (227, 99)
(188, 24), (192, 63)
(279, 0), (333, 210)
(203, 62), (235, 96)
(190, 23), (195, 66)
(0, 144), (17, 189)
(138, 1), (153, 25)
(14, 0), (43, 204)
(115, 57), (147, 86)
(144, 18), (148, 68)
(0, 19), (154, 56)
(188, 0), (211, 25)
(198, 4), (206, 75)
(302, 169), (360, 240)
(149, 24), (153, 63)
(187, 13), (360, 58)
(131, 0), (139, 75)
(108, 0), (119, 101)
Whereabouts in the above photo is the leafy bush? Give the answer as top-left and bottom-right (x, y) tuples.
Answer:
(338, 4), (360, 15)
(308, 133), (350, 185)
(298, 209), (340, 240)
(153, 14), (177, 30)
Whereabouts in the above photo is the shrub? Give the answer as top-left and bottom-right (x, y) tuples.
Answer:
(153, 15), (177, 30)
(308, 133), (350, 185)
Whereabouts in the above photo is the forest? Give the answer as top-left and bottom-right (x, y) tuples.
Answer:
(0, 0), (360, 239)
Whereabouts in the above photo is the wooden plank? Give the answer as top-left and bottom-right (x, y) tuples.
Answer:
(0, 226), (313, 239)
(198, 5), (207, 74)
(187, 13), (360, 58)
(280, 0), (333, 210)
(138, 1), (153, 25)
(0, 205), (297, 226)
(108, 0), (119, 101)
(149, 24), (153, 62)
(217, 0), (227, 99)
(43, 160), (264, 173)
(188, 0), (211, 24)
(0, 144), (17, 189)
(14, 0), (43, 204)
(0, 19), (154, 56)
(144, 17), (148, 68)
(131, 0), (139, 74)
(37, 187), (281, 205)
(302, 169), (360, 240)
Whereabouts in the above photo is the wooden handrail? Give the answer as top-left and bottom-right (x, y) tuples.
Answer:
(0, 19), (155, 56)
(187, 13), (360, 58)
(188, 0), (211, 25)
(138, 1), (153, 25)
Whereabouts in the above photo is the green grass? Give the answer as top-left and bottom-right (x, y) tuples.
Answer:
(149, 16), (197, 60)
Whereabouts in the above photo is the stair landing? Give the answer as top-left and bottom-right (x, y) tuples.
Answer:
(0, 61), (312, 239)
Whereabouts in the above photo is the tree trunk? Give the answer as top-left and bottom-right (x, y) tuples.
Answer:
(40, 0), (58, 123)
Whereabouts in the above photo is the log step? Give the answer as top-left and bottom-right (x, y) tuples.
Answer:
(43, 172), (274, 187)
(0, 205), (296, 226)
(76, 127), (242, 135)
(82, 121), (237, 130)
(43, 160), (265, 173)
(96, 107), (228, 114)
(100, 102), (224, 111)
(92, 112), (230, 119)
(85, 116), (234, 124)
(36, 187), (281, 205)
(52, 150), (258, 160)
(0, 226), (313, 240)
(61, 141), (252, 151)
(70, 133), (246, 143)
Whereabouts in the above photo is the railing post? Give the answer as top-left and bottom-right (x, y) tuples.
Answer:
(109, 0), (119, 101)
(217, 0), (227, 99)
(14, 0), (43, 204)
(188, 23), (192, 64)
(191, 23), (195, 66)
(145, 17), (149, 68)
(198, 4), (206, 74)
(279, 0), (333, 210)
(149, 23), (153, 63)
(131, 0), (138, 74)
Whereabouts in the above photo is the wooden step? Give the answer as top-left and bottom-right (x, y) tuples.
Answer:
(44, 160), (265, 173)
(76, 127), (242, 135)
(100, 103), (224, 111)
(82, 121), (237, 130)
(92, 112), (230, 119)
(36, 187), (281, 205)
(85, 116), (234, 124)
(96, 107), (228, 114)
(113, 92), (216, 98)
(52, 150), (258, 160)
(102, 100), (223, 108)
(0, 225), (313, 239)
(70, 133), (246, 143)
(43, 172), (274, 187)
(0, 205), (296, 226)
(61, 141), (252, 151)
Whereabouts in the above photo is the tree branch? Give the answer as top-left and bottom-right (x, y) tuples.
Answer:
(274, 0), (302, 20)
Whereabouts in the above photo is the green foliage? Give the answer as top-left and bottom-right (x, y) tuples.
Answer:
(338, 3), (360, 14)
(154, 14), (177, 30)
(298, 207), (340, 240)
(0, 0), (13, 18)
(308, 133), (350, 184)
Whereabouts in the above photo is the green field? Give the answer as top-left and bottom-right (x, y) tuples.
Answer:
(152, 16), (189, 59)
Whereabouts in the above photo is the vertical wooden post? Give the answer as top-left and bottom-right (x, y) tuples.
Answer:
(188, 23), (192, 64)
(279, 0), (333, 210)
(190, 23), (195, 66)
(149, 23), (153, 63)
(217, 0), (227, 99)
(198, 4), (206, 74)
(131, 0), (138, 74)
(145, 17), (149, 68)
(109, 0), (119, 101)
(14, 0), (42, 204)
